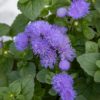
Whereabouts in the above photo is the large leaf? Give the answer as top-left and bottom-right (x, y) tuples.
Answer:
(77, 53), (100, 76)
(18, 0), (48, 20)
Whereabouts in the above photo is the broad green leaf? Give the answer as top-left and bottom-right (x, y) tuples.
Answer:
(21, 75), (34, 100)
(77, 53), (100, 76)
(85, 41), (98, 53)
(18, 0), (48, 20)
(10, 14), (29, 36)
(96, 60), (100, 68)
(36, 69), (54, 84)
(9, 80), (21, 95)
(94, 70), (100, 82)
(0, 24), (10, 36)
(19, 62), (36, 78)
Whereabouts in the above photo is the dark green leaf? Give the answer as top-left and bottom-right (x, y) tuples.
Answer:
(18, 0), (48, 20)
(0, 24), (10, 36)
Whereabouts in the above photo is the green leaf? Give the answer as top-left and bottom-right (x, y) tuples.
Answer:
(83, 27), (95, 40)
(77, 53), (100, 76)
(48, 88), (57, 96)
(19, 0), (29, 4)
(85, 41), (98, 53)
(36, 69), (54, 84)
(95, 0), (100, 13)
(21, 75), (34, 100)
(9, 80), (21, 95)
(7, 71), (20, 83)
(18, 0), (48, 20)
(0, 24), (10, 36)
(10, 14), (29, 36)
(76, 95), (87, 100)
(19, 62), (36, 78)
(16, 95), (25, 100)
(94, 70), (100, 82)
(96, 60), (100, 68)
(0, 73), (8, 87)
(98, 39), (100, 48)
(0, 55), (13, 73)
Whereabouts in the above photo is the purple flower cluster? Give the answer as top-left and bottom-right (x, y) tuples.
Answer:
(52, 73), (76, 100)
(57, 0), (90, 19)
(15, 20), (76, 70)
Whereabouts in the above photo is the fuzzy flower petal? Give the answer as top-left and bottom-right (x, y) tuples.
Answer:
(52, 73), (76, 100)
(57, 7), (67, 18)
(59, 60), (70, 71)
(14, 33), (28, 51)
(68, 0), (90, 19)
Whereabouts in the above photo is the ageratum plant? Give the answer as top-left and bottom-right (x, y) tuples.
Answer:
(0, 0), (100, 100)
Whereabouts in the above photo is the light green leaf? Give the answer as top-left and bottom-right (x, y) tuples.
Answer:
(96, 60), (100, 68)
(9, 80), (21, 95)
(36, 69), (54, 84)
(76, 95), (87, 100)
(77, 53), (100, 76)
(21, 75), (34, 100)
(94, 70), (100, 82)
(48, 88), (57, 96)
(85, 41), (98, 53)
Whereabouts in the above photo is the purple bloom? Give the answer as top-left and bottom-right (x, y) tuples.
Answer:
(68, 0), (90, 19)
(52, 73), (76, 100)
(40, 49), (57, 69)
(31, 38), (50, 55)
(57, 7), (67, 18)
(16, 20), (76, 70)
(14, 33), (28, 51)
(59, 60), (70, 71)
(25, 20), (51, 39)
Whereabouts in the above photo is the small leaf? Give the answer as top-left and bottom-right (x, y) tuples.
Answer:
(76, 95), (87, 100)
(94, 70), (100, 82)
